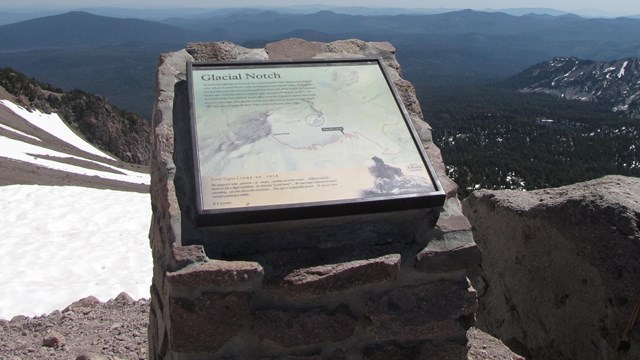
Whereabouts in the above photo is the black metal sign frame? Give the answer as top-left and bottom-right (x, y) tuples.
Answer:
(188, 58), (445, 226)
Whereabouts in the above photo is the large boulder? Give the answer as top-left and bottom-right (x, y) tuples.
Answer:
(463, 175), (640, 359)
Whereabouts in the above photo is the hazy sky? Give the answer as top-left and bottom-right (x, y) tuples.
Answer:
(3, 0), (640, 16)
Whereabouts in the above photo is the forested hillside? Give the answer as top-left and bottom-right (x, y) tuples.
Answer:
(0, 68), (151, 164)
(420, 84), (639, 195)
(510, 57), (640, 119)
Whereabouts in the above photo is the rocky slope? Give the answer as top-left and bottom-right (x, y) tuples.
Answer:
(509, 57), (640, 119)
(0, 67), (151, 165)
(0, 294), (149, 360)
(463, 175), (640, 360)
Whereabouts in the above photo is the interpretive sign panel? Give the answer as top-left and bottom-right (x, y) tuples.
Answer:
(188, 58), (445, 225)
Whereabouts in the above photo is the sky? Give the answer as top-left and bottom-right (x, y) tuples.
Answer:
(0, 100), (151, 319)
(2, 0), (640, 16)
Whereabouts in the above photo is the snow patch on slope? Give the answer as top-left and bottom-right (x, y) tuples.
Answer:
(0, 98), (152, 319)
(0, 122), (41, 141)
(0, 136), (149, 184)
(618, 61), (628, 78)
(0, 185), (152, 319)
(0, 99), (149, 185)
(0, 100), (114, 160)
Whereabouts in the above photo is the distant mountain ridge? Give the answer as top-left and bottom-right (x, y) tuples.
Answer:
(0, 7), (562, 26)
(0, 11), (204, 50)
(5, 8), (636, 47)
(510, 57), (640, 119)
(3, 9), (640, 118)
(159, 9), (575, 35)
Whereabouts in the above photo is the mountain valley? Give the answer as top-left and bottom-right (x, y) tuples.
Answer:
(0, 7), (638, 196)
(2, 9), (640, 116)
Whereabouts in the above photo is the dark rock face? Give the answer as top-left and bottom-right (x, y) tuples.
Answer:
(366, 281), (478, 342)
(169, 292), (251, 352)
(54, 91), (151, 165)
(253, 306), (357, 348)
(463, 175), (640, 360)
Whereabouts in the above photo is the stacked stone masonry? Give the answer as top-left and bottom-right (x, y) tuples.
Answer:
(149, 39), (482, 359)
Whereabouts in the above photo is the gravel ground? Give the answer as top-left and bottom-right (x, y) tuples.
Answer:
(0, 294), (148, 360)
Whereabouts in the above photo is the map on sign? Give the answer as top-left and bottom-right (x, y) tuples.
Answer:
(189, 59), (442, 220)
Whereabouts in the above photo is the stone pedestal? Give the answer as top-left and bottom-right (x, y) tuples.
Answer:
(149, 39), (481, 359)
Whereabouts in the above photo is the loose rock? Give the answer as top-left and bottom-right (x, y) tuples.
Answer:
(42, 331), (65, 348)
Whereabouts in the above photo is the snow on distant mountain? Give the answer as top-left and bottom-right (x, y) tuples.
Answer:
(0, 97), (152, 319)
(510, 57), (640, 119)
